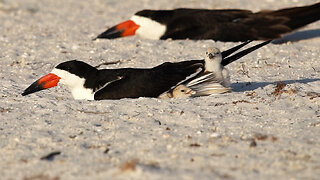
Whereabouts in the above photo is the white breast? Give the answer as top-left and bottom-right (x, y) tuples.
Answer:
(130, 15), (167, 40)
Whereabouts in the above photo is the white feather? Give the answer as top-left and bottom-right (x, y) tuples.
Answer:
(131, 15), (167, 40)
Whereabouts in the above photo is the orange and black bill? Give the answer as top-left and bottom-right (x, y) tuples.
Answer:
(94, 20), (140, 40)
(22, 73), (61, 96)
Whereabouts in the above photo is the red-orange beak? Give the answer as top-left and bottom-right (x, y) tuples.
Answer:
(94, 20), (140, 40)
(22, 73), (61, 96)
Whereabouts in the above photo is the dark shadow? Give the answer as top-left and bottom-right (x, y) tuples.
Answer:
(232, 78), (320, 92)
(272, 29), (320, 44)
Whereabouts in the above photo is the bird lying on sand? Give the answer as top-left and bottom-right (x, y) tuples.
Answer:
(94, 2), (320, 42)
(21, 40), (270, 100)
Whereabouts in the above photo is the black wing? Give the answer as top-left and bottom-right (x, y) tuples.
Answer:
(155, 3), (320, 41)
(94, 60), (204, 100)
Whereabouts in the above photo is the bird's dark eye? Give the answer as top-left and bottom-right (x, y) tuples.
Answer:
(64, 66), (72, 71)
(181, 89), (185, 92)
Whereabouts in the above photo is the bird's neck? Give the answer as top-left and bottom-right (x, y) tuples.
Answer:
(131, 15), (167, 39)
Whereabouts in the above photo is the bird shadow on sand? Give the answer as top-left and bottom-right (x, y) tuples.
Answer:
(272, 29), (320, 44)
(232, 78), (320, 92)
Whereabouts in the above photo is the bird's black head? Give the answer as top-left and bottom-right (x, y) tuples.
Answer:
(21, 60), (96, 97)
(135, 9), (175, 24)
(21, 60), (99, 99)
(55, 60), (98, 79)
(135, 8), (198, 24)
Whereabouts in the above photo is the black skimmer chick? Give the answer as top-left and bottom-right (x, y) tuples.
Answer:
(203, 47), (230, 87)
(21, 40), (270, 100)
(94, 2), (320, 41)
(159, 84), (196, 99)
(159, 75), (231, 99)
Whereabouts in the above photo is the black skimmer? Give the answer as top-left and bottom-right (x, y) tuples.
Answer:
(94, 2), (320, 41)
(159, 84), (197, 99)
(21, 40), (270, 100)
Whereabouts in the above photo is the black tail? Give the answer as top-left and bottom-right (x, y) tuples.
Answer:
(269, 2), (320, 30)
(221, 40), (271, 66)
(221, 40), (252, 59)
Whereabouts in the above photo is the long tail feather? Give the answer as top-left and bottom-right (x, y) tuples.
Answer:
(221, 40), (252, 58)
(221, 40), (271, 66)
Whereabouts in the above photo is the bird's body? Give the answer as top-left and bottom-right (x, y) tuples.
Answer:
(95, 2), (320, 41)
(25, 60), (203, 100)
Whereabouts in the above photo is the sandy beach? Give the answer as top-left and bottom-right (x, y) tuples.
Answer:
(0, 0), (319, 179)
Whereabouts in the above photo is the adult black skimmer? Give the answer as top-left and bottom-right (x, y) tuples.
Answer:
(94, 2), (320, 41)
(21, 40), (270, 100)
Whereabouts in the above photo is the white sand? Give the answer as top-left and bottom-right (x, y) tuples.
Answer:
(0, 0), (319, 179)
